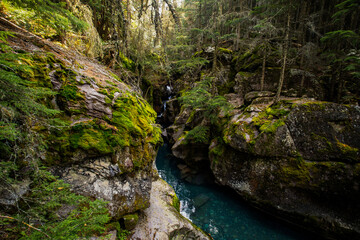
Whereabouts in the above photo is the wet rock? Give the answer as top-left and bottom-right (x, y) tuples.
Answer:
(166, 124), (185, 145)
(174, 107), (192, 125)
(177, 164), (187, 170)
(286, 102), (360, 162)
(164, 98), (180, 124)
(170, 227), (198, 240)
(233, 72), (256, 97)
(172, 137), (209, 169)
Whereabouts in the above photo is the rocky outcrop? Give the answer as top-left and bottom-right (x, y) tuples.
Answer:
(54, 157), (152, 218)
(132, 178), (211, 240)
(167, 95), (360, 239)
(0, 17), (162, 221)
(212, 100), (360, 239)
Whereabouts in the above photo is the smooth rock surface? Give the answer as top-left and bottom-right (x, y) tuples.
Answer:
(131, 178), (211, 240)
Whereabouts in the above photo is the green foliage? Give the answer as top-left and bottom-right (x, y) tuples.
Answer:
(119, 51), (136, 72)
(0, 31), (15, 51)
(1, 168), (112, 240)
(185, 125), (209, 144)
(332, 0), (360, 22)
(179, 78), (231, 124)
(0, 48), (60, 161)
(321, 30), (360, 46)
(3, 0), (87, 39)
(173, 57), (209, 73)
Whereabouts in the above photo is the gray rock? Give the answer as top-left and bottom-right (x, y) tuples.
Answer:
(54, 156), (152, 218)
(0, 179), (30, 210)
(224, 93), (244, 109)
(245, 91), (275, 103)
(79, 84), (112, 118)
(131, 179), (211, 240)
(210, 101), (360, 239)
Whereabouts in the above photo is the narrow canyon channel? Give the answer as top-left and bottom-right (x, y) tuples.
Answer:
(156, 144), (320, 240)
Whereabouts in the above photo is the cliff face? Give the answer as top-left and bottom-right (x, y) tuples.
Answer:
(0, 17), (162, 219)
(168, 93), (360, 238)
(0, 16), (213, 239)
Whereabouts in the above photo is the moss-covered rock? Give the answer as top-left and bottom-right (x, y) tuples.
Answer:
(0, 22), (163, 220)
(122, 213), (139, 230)
(286, 102), (360, 163)
(209, 99), (360, 239)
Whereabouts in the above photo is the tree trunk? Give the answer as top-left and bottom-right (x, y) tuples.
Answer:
(163, 0), (181, 27)
(274, 12), (290, 104)
(152, 0), (162, 47)
(213, 47), (218, 71)
(260, 51), (266, 91)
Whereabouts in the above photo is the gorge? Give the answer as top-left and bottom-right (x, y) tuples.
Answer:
(0, 0), (359, 240)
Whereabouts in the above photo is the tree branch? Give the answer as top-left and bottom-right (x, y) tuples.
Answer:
(0, 215), (51, 239)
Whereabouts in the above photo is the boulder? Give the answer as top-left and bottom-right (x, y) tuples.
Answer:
(224, 93), (244, 109)
(53, 156), (152, 218)
(123, 213), (139, 231)
(211, 100), (360, 239)
(163, 98), (180, 124)
(131, 179), (211, 240)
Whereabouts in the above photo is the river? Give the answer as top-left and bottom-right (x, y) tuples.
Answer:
(156, 143), (319, 240)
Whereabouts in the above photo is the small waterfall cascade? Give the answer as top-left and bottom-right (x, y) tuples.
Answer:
(157, 85), (173, 119)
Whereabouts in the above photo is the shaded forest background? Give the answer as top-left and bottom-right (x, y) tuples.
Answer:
(1, 0), (359, 104)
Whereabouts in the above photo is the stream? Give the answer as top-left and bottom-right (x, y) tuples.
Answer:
(156, 144), (318, 240)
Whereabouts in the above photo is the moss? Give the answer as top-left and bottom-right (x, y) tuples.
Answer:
(311, 133), (333, 152)
(193, 50), (203, 57)
(106, 79), (118, 86)
(218, 47), (233, 54)
(209, 139), (226, 164)
(259, 119), (285, 134)
(336, 139), (358, 160)
(279, 159), (311, 186)
(186, 110), (197, 125)
(252, 102), (291, 135)
(234, 50), (262, 71)
(236, 71), (256, 78)
(104, 96), (112, 105)
(172, 194), (180, 212)
(300, 101), (328, 112)
(118, 52), (135, 72)
(265, 106), (290, 118)
(111, 92), (159, 140)
(59, 85), (80, 101)
(3, 44), (161, 168)
(122, 213), (139, 231)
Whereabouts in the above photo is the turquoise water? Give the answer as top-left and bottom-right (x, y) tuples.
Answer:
(156, 144), (319, 240)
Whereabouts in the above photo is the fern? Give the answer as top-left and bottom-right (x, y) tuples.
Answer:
(185, 125), (209, 143)
(179, 77), (231, 124)
(19, 169), (111, 240)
